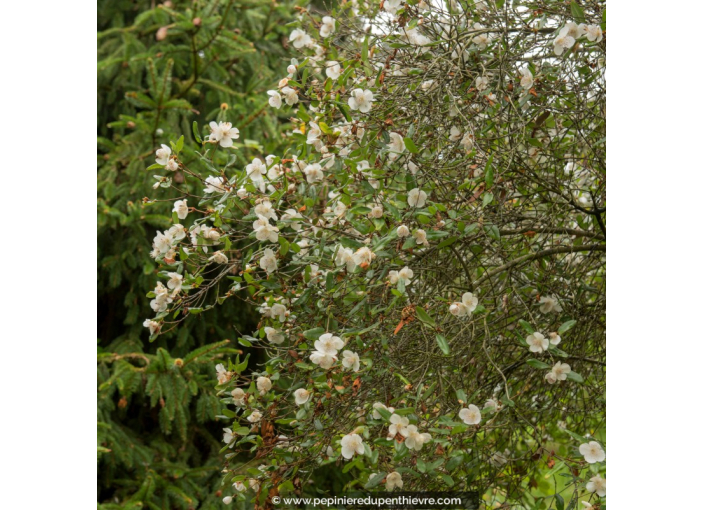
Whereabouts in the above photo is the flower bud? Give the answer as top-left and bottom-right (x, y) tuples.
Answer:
(222, 496), (233, 505)
(449, 303), (462, 316)
(287, 64), (297, 75)
(397, 225), (410, 237)
(156, 26), (168, 41)
(193, 17), (202, 26)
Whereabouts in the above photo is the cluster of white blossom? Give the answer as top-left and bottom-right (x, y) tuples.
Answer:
(144, 0), (606, 504)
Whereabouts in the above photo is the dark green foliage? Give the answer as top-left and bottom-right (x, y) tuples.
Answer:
(97, 0), (294, 506)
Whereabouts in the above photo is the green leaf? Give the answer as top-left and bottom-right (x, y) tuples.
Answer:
(566, 371), (584, 383)
(435, 334), (450, 355)
(303, 327), (325, 340)
(555, 493), (565, 510)
(558, 320), (577, 334)
(482, 192), (494, 207)
(485, 157), (494, 188)
(570, 1), (585, 23)
(518, 320), (534, 334)
(279, 237), (290, 257)
(456, 389), (467, 403)
(441, 474), (455, 487)
(526, 359), (550, 369)
(192, 121), (202, 143)
(364, 472), (386, 489)
(404, 137), (419, 153)
(415, 306), (435, 327)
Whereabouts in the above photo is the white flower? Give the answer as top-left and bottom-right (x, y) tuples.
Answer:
(402, 425), (432, 451)
(208, 121), (239, 148)
(397, 225), (410, 237)
(315, 333), (344, 354)
(389, 266), (413, 286)
(586, 474), (606, 497)
(553, 27), (576, 56)
(290, 29), (312, 49)
(387, 132), (406, 159)
(584, 24), (603, 42)
(223, 427), (235, 444)
(580, 502), (595, 510)
(386, 471), (403, 491)
(246, 158), (267, 184)
(249, 479), (260, 492)
(265, 327), (285, 344)
(166, 272), (183, 292)
(165, 158), (179, 171)
(564, 22), (586, 39)
(222, 496), (233, 505)
(233, 481), (246, 492)
(579, 441), (606, 463)
(348, 89), (374, 113)
(155, 144), (171, 165)
(407, 188), (427, 208)
(539, 295), (563, 313)
(384, 0), (403, 15)
(231, 388), (246, 406)
(472, 30), (492, 50)
(320, 16), (335, 38)
(325, 61), (342, 80)
(143, 319), (160, 335)
(253, 215), (279, 243)
(460, 132), (474, 151)
(281, 86), (299, 105)
(334, 246), (357, 272)
(353, 246), (376, 266)
(172, 199), (188, 220)
(372, 402), (395, 419)
(341, 350), (361, 372)
(204, 175), (225, 194)
(526, 332), (549, 353)
(215, 363), (230, 384)
(388, 414), (409, 437)
(340, 433), (365, 459)
(333, 201), (347, 218)
(260, 248), (278, 274)
(548, 332), (562, 345)
(406, 161), (418, 174)
(413, 229), (428, 246)
(551, 361), (571, 381)
(310, 349), (337, 369)
(255, 200), (278, 220)
(281, 209), (303, 230)
(369, 205), (384, 218)
(476, 76), (489, 91)
(247, 410), (263, 423)
(519, 67), (533, 89)
(450, 292), (478, 318)
(270, 303), (287, 322)
(209, 251), (228, 264)
(483, 399), (498, 413)
(449, 126), (462, 142)
(257, 376), (272, 394)
(267, 90), (282, 109)
(544, 371), (557, 384)
(304, 163), (324, 183)
(459, 404), (482, 425)
(462, 292), (478, 312)
(294, 388), (310, 405)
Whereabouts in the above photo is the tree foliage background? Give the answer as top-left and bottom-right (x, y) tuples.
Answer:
(97, 1), (297, 507)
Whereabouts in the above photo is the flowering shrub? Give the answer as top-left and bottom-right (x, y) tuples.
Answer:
(143, 0), (606, 507)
